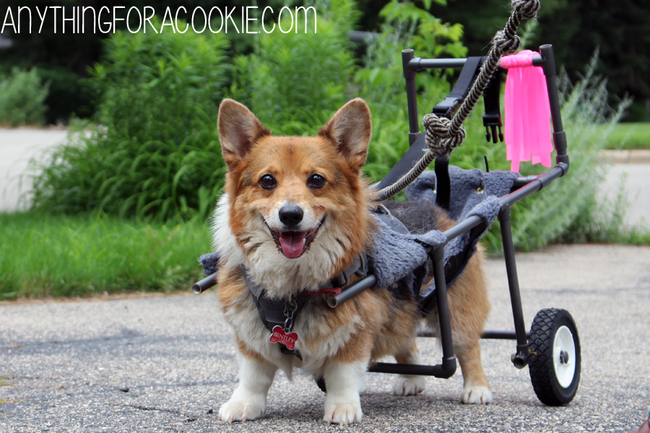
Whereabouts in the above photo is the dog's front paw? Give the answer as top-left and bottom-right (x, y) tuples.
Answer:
(323, 402), (363, 425)
(218, 397), (266, 422)
(393, 375), (426, 396)
(460, 385), (493, 404)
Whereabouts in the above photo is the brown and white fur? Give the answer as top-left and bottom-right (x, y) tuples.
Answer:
(213, 98), (492, 424)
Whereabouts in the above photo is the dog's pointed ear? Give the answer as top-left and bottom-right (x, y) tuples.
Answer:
(318, 98), (372, 172)
(218, 99), (270, 167)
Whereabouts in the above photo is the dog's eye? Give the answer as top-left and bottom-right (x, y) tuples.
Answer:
(259, 174), (277, 190)
(308, 174), (326, 189)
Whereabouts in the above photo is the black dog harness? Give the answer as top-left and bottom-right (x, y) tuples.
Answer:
(241, 254), (368, 357)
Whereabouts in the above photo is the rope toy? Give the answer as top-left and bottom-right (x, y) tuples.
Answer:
(378, 0), (540, 201)
(422, 115), (466, 158)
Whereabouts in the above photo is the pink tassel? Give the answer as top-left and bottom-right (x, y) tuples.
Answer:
(500, 50), (553, 172)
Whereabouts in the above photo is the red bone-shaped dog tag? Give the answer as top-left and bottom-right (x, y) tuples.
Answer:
(269, 326), (298, 350)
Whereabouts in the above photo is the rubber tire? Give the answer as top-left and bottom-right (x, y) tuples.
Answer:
(528, 308), (581, 406)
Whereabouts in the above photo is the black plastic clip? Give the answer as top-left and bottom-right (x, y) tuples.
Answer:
(483, 114), (503, 144)
(482, 71), (504, 143)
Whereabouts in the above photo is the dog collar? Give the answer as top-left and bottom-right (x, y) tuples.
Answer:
(241, 254), (367, 357)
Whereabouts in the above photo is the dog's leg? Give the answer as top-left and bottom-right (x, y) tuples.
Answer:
(219, 349), (277, 422)
(455, 340), (493, 404)
(322, 359), (366, 424)
(392, 341), (426, 396)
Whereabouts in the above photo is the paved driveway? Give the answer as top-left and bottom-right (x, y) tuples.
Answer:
(1, 244), (649, 432)
(0, 128), (68, 212)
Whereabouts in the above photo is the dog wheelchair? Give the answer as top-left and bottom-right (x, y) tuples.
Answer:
(194, 0), (581, 407)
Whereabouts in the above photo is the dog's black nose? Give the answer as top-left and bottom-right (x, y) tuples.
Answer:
(279, 205), (304, 227)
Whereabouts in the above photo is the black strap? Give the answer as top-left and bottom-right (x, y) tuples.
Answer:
(376, 57), (485, 195)
(434, 156), (451, 211)
(241, 255), (367, 332)
(482, 71), (503, 143)
(432, 57), (484, 118)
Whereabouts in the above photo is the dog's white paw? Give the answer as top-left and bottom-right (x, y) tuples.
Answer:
(218, 397), (266, 422)
(393, 375), (426, 396)
(323, 402), (363, 425)
(460, 385), (493, 404)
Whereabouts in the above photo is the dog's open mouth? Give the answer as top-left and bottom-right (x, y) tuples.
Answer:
(267, 219), (324, 259)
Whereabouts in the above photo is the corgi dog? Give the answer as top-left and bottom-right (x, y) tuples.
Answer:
(213, 98), (492, 424)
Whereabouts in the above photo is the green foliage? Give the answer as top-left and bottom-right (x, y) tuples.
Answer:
(0, 68), (50, 126)
(37, 66), (95, 123)
(229, 0), (358, 135)
(355, 0), (466, 181)
(31, 19), (230, 222)
(597, 122), (650, 150)
(506, 55), (633, 252)
(0, 212), (211, 299)
(90, 17), (227, 145)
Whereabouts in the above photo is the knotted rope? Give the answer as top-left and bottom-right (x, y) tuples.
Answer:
(378, 0), (540, 201)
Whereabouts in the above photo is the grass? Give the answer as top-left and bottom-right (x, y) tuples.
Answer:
(598, 122), (650, 150)
(0, 211), (212, 300)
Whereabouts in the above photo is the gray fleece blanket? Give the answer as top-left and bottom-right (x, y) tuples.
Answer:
(199, 167), (519, 303)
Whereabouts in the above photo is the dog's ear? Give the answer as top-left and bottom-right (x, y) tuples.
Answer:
(218, 99), (270, 167)
(318, 98), (372, 172)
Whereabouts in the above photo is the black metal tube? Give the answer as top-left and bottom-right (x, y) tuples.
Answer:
(327, 275), (377, 308)
(499, 165), (567, 208)
(443, 215), (483, 242)
(431, 246), (457, 376)
(192, 273), (217, 294)
(368, 360), (456, 378)
(408, 55), (543, 71)
(402, 49), (420, 144)
(540, 44), (569, 167)
(481, 330), (531, 340)
(498, 207), (530, 368)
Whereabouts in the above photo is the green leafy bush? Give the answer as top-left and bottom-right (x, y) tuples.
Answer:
(31, 18), (229, 222)
(0, 67), (50, 126)
(354, 0), (466, 181)
(37, 66), (95, 124)
(229, 0), (358, 135)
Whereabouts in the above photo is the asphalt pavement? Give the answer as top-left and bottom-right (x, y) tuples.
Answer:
(1, 128), (650, 432)
(1, 245), (649, 432)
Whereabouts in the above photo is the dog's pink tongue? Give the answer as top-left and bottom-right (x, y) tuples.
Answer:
(279, 232), (306, 259)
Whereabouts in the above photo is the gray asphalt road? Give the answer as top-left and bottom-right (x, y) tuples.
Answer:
(1, 244), (649, 432)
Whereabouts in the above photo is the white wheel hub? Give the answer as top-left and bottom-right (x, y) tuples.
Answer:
(553, 325), (576, 388)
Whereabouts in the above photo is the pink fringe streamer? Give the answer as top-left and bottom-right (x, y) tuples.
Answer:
(501, 50), (553, 172)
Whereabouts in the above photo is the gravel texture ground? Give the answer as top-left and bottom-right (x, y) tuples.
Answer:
(2, 244), (649, 432)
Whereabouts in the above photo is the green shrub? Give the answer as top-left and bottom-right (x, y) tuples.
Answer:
(31, 18), (230, 222)
(229, 0), (358, 135)
(354, 0), (466, 181)
(0, 67), (50, 126)
(37, 66), (95, 124)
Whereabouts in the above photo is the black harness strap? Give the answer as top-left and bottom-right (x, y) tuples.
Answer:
(434, 155), (451, 211)
(432, 56), (484, 117)
(242, 255), (368, 357)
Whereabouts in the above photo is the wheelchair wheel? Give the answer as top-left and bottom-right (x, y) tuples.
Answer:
(528, 308), (581, 406)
